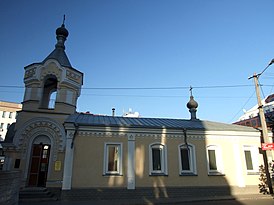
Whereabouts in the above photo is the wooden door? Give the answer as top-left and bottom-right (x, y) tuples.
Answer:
(28, 144), (51, 187)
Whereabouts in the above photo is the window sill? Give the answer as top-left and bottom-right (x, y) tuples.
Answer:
(247, 171), (259, 175)
(149, 173), (168, 176)
(180, 173), (198, 176)
(103, 173), (123, 176)
(208, 172), (225, 176)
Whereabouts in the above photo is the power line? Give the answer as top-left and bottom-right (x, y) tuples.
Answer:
(81, 93), (255, 99)
(0, 84), (255, 90)
(227, 91), (256, 123)
(258, 79), (266, 99)
(0, 86), (24, 88)
(82, 84), (254, 90)
(0, 89), (256, 99)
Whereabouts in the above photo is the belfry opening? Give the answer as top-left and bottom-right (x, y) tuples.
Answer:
(40, 75), (57, 109)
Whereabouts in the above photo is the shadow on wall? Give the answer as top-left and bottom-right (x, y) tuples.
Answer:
(65, 117), (266, 204)
(131, 120), (259, 204)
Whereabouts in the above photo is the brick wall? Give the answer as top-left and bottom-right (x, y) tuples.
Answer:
(0, 171), (21, 205)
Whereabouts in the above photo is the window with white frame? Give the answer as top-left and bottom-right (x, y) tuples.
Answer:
(178, 143), (197, 175)
(149, 143), (168, 175)
(243, 146), (259, 174)
(206, 145), (224, 175)
(103, 143), (122, 175)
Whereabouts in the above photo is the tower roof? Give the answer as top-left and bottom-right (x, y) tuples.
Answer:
(43, 18), (72, 67)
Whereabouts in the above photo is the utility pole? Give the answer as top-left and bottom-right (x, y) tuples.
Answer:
(249, 73), (273, 194)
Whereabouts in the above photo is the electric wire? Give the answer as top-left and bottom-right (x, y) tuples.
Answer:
(0, 83), (264, 123)
(0, 84), (255, 90)
(227, 91), (256, 123)
(258, 79), (266, 100)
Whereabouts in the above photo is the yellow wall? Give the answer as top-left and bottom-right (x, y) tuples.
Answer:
(72, 135), (128, 188)
(46, 152), (65, 187)
(71, 130), (263, 189)
(134, 136), (230, 187)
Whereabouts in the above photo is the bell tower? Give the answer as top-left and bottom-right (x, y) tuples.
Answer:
(3, 19), (84, 187)
(22, 19), (83, 115)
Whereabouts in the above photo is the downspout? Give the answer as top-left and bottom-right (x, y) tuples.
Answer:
(183, 128), (189, 149)
(70, 113), (82, 148)
(71, 123), (78, 148)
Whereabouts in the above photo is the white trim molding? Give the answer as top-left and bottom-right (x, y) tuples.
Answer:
(149, 143), (168, 176)
(206, 145), (224, 175)
(103, 142), (123, 176)
(178, 143), (197, 175)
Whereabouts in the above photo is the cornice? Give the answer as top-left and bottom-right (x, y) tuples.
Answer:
(77, 130), (205, 140)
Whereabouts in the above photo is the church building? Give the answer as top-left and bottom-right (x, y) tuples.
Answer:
(2, 22), (268, 199)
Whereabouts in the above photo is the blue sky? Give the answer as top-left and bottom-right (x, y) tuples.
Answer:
(1, 0), (274, 123)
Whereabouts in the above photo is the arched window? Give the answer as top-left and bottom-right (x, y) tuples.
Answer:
(149, 143), (168, 175)
(40, 75), (57, 109)
(178, 143), (197, 175)
(48, 91), (57, 109)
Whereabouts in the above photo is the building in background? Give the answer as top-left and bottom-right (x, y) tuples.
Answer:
(0, 101), (22, 141)
(234, 94), (274, 133)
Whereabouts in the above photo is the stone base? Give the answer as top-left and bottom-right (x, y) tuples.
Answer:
(61, 186), (260, 201)
(0, 171), (21, 205)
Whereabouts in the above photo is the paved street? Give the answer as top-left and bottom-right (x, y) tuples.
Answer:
(19, 196), (274, 205)
(177, 198), (274, 205)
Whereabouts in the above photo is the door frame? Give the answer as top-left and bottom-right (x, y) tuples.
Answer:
(26, 135), (52, 187)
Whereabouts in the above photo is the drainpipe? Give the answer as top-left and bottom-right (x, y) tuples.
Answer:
(71, 123), (79, 149)
(183, 129), (189, 150)
(70, 113), (82, 148)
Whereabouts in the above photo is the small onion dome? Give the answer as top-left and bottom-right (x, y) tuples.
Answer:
(56, 24), (69, 38)
(187, 96), (198, 109)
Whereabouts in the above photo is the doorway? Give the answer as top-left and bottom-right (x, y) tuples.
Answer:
(28, 144), (51, 187)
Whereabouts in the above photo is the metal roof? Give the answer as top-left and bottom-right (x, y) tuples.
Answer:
(43, 48), (72, 67)
(65, 113), (257, 132)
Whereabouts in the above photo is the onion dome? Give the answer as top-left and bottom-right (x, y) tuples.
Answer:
(187, 96), (198, 109)
(56, 23), (69, 38)
(55, 22), (68, 50)
(186, 87), (198, 120)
